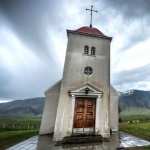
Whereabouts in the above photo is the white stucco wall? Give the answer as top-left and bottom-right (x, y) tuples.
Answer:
(53, 32), (112, 141)
(39, 81), (61, 135)
(110, 86), (119, 132)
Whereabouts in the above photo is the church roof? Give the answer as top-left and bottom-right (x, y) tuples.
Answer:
(67, 26), (112, 40)
(76, 26), (104, 36)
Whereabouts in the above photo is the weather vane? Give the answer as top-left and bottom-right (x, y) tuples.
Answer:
(86, 5), (98, 28)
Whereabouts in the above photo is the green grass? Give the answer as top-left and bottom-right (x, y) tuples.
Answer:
(120, 114), (150, 122)
(0, 117), (41, 131)
(124, 145), (150, 150)
(0, 130), (38, 150)
(120, 113), (150, 150)
(120, 108), (150, 122)
(0, 115), (150, 150)
(120, 111), (150, 141)
(120, 122), (150, 141)
(0, 117), (40, 150)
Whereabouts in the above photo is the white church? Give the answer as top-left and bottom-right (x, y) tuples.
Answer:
(40, 14), (119, 141)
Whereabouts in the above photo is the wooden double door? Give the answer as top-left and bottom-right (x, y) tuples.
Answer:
(73, 97), (96, 130)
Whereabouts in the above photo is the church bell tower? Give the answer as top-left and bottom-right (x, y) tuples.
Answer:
(40, 6), (119, 142)
(53, 26), (113, 141)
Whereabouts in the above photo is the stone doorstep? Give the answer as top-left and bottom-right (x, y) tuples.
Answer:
(55, 135), (110, 145)
(7, 132), (150, 149)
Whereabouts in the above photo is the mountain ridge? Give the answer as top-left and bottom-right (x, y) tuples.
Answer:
(0, 90), (150, 116)
(119, 89), (150, 110)
(0, 97), (45, 116)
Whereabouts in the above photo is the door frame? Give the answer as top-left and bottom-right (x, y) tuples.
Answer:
(73, 97), (96, 134)
(68, 84), (103, 136)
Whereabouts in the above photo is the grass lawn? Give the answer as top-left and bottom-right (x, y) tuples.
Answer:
(120, 122), (150, 141)
(120, 118), (150, 150)
(0, 117), (40, 150)
(124, 145), (150, 150)
(0, 130), (38, 150)
(0, 116), (150, 150)
(120, 114), (150, 122)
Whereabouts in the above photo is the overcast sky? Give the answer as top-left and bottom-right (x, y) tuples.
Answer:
(0, 0), (150, 101)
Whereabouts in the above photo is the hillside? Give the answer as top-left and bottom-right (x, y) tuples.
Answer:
(0, 97), (45, 117)
(119, 90), (150, 110)
(0, 90), (149, 117)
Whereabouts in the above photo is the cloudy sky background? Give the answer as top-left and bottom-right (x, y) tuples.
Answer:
(0, 0), (150, 101)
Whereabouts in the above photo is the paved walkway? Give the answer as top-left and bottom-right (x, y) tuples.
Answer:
(7, 132), (150, 150)
(7, 136), (38, 150)
(120, 132), (150, 148)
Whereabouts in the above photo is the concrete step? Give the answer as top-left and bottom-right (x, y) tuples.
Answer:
(58, 135), (108, 145)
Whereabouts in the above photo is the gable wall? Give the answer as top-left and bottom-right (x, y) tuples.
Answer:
(39, 81), (61, 135)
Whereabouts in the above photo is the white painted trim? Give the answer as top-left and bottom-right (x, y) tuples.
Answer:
(69, 84), (103, 135)
(69, 84), (103, 94)
(111, 129), (118, 132)
(69, 84), (103, 97)
(95, 95), (102, 134)
(70, 95), (75, 134)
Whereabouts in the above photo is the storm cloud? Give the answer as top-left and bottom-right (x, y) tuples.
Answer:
(0, 0), (150, 101)
(113, 64), (150, 85)
(0, 0), (69, 99)
(96, 0), (150, 51)
(0, 0), (63, 58)
(102, 0), (150, 19)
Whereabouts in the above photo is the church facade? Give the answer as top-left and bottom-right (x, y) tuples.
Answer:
(40, 26), (119, 141)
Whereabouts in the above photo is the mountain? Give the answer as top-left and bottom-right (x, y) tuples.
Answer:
(119, 90), (150, 111)
(0, 90), (150, 117)
(0, 97), (45, 117)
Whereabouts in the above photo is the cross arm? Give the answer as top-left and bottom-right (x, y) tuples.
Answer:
(86, 8), (98, 13)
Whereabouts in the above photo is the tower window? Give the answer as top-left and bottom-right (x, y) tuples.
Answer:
(91, 47), (96, 56)
(84, 45), (89, 55)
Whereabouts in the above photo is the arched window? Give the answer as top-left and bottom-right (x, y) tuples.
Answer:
(84, 45), (89, 55)
(91, 46), (96, 56)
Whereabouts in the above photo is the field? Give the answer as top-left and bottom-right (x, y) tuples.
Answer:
(120, 122), (150, 140)
(120, 111), (150, 150)
(120, 108), (150, 122)
(0, 113), (150, 150)
(0, 117), (41, 150)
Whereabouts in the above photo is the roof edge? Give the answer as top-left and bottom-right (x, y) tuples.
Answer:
(67, 29), (112, 40)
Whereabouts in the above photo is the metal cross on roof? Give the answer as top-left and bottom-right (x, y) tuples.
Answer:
(86, 5), (98, 28)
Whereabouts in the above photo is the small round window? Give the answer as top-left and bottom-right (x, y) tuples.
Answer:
(84, 66), (93, 75)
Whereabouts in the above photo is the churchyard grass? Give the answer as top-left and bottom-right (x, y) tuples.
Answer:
(120, 114), (150, 122)
(120, 113), (150, 150)
(120, 109), (150, 141)
(0, 130), (38, 150)
(124, 145), (150, 150)
(0, 115), (150, 150)
(0, 117), (40, 149)
(120, 122), (150, 141)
